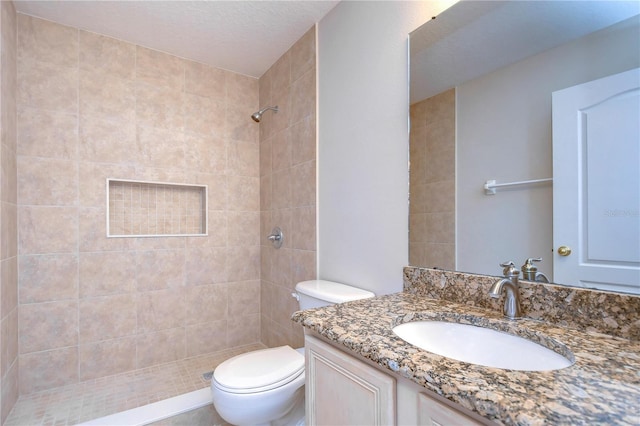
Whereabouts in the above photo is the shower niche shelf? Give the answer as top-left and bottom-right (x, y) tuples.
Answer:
(107, 179), (208, 237)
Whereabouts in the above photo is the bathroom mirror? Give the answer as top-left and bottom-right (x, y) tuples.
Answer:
(409, 0), (640, 292)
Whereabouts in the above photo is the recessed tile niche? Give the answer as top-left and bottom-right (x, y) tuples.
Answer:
(107, 179), (208, 237)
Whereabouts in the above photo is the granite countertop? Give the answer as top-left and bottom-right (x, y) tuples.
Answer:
(292, 292), (640, 425)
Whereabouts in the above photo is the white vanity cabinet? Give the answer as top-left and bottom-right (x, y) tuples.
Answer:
(305, 334), (489, 426)
(305, 334), (396, 425)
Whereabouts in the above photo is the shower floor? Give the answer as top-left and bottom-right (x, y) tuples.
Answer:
(5, 343), (265, 426)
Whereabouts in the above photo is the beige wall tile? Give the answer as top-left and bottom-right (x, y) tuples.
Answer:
(17, 156), (77, 206)
(1, 202), (17, 259)
(185, 320), (227, 357)
(271, 169), (291, 209)
(137, 288), (185, 332)
(17, 14), (77, 68)
(187, 172), (227, 211)
(269, 86), (290, 136)
(184, 246), (227, 285)
(13, 9), (277, 389)
(1, 143), (17, 204)
(184, 60), (226, 100)
(136, 125), (185, 168)
(17, 59), (77, 113)
(226, 246), (260, 283)
(79, 294), (136, 343)
(183, 92), (225, 136)
(184, 284), (227, 325)
(291, 26), (315, 83)
(291, 249), (316, 290)
(260, 137), (272, 177)
(228, 139), (259, 178)
(19, 254), (77, 303)
(291, 160), (315, 207)
(80, 70), (136, 122)
(291, 206), (316, 251)
(78, 336), (137, 381)
(271, 53), (290, 93)
(1, 361), (18, 424)
(270, 247), (292, 288)
(78, 162), (135, 208)
(136, 84), (184, 131)
(19, 347), (78, 394)
(79, 30), (135, 79)
(424, 243), (456, 271)
(226, 72), (258, 110)
(17, 107), (77, 159)
(226, 104), (259, 143)
(18, 206), (77, 254)
(227, 280), (260, 317)
(227, 176), (259, 211)
(1, 309), (18, 378)
(136, 327), (185, 368)
(79, 251), (136, 297)
(136, 46), (184, 91)
(135, 250), (185, 291)
(227, 314), (259, 348)
(227, 212), (259, 247)
(290, 115), (315, 166)
(78, 207), (129, 252)
(271, 129), (291, 172)
(183, 133), (226, 174)
(19, 300), (78, 353)
(1, 0), (18, 416)
(1, 257), (18, 319)
(260, 175), (272, 213)
(290, 70), (315, 125)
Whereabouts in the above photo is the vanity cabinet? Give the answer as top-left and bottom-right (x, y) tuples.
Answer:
(305, 334), (489, 426)
(305, 334), (396, 425)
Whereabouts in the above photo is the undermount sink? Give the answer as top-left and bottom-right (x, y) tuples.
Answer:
(392, 321), (573, 371)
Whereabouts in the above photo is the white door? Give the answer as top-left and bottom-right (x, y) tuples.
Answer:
(552, 68), (640, 294)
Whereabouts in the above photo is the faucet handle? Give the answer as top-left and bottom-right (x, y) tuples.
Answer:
(521, 257), (542, 271)
(499, 261), (519, 278)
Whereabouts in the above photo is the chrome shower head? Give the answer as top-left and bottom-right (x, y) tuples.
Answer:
(251, 106), (278, 122)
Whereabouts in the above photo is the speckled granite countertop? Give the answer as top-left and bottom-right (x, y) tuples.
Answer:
(292, 292), (640, 425)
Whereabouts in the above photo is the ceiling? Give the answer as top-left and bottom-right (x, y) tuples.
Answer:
(410, 0), (640, 103)
(13, 0), (340, 78)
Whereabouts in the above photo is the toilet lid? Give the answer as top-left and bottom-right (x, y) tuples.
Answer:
(213, 346), (304, 393)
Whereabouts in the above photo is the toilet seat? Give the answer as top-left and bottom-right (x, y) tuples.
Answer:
(213, 346), (304, 394)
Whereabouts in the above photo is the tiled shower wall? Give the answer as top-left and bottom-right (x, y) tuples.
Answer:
(259, 27), (317, 348)
(409, 88), (456, 270)
(0, 1), (18, 423)
(16, 14), (262, 395)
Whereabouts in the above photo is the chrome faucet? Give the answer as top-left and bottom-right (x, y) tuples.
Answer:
(521, 257), (550, 283)
(489, 261), (522, 319)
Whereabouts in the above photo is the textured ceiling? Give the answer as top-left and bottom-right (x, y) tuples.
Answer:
(13, 0), (340, 78)
(410, 0), (640, 102)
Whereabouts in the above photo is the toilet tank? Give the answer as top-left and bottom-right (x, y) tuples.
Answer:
(294, 280), (375, 310)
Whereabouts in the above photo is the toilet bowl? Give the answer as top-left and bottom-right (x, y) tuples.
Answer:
(211, 280), (374, 426)
(212, 346), (305, 426)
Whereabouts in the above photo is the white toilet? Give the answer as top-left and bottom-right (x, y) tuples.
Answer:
(211, 280), (375, 426)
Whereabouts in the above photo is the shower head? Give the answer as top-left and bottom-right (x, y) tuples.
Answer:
(251, 106), (278, 122)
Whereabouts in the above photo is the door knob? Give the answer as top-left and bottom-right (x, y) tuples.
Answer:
(557, 246), (572, 256)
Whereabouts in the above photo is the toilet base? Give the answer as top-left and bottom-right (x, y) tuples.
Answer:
(271, 388), (304, 426)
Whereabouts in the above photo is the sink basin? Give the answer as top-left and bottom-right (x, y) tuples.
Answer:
(392, 321), (573, 371)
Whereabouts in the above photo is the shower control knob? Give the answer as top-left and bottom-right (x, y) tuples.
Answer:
(267, 227), (283, 249)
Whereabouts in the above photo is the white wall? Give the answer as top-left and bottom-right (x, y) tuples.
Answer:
(316, 1), (455, 295)
(456, 16), (640, 279)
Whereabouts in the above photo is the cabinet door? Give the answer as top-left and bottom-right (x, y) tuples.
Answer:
(305, 335), (396, 426)
(417, 392), (484, 426)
